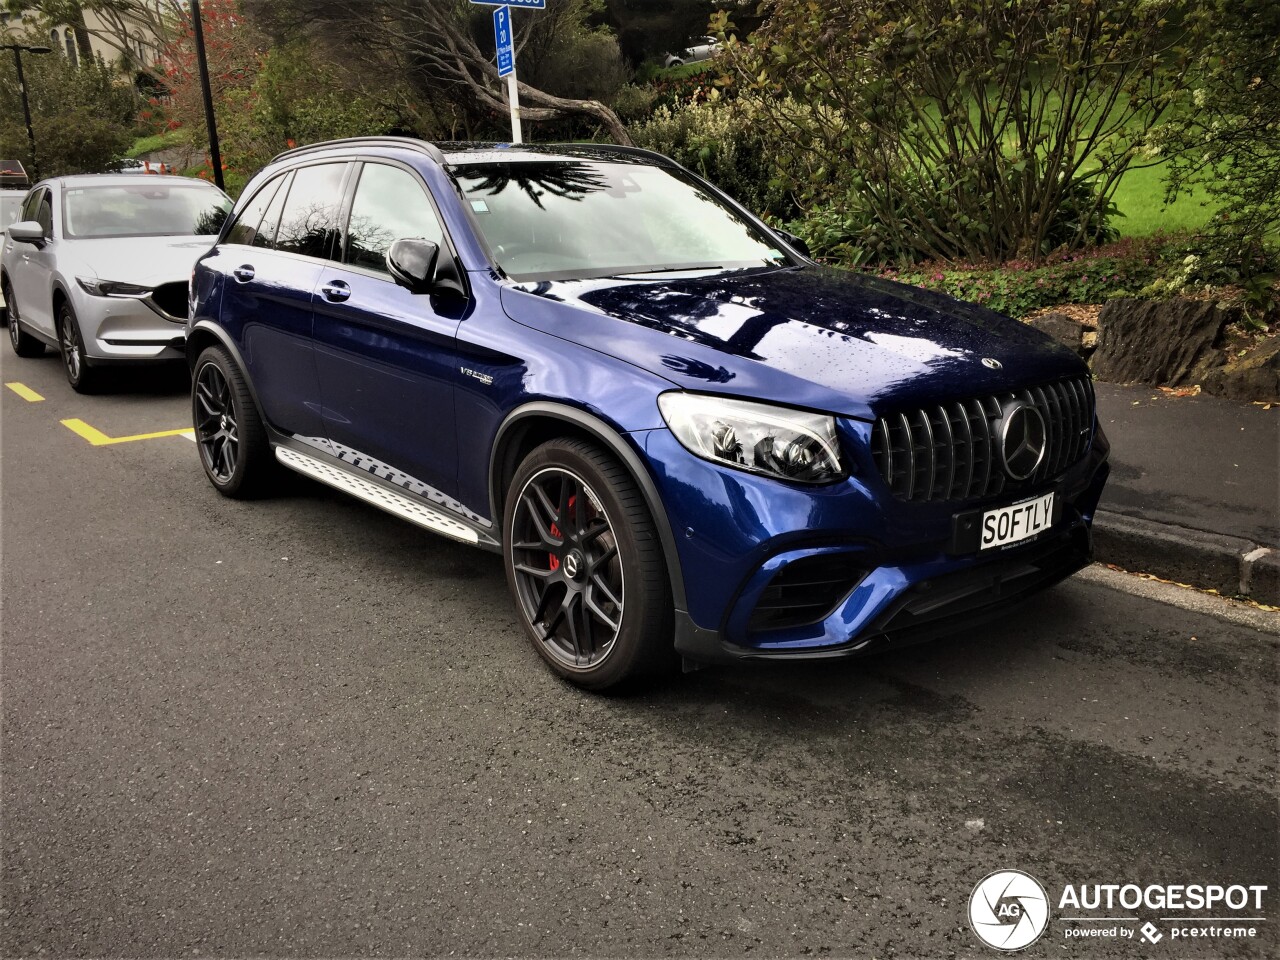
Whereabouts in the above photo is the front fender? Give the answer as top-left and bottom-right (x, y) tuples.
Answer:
(489, 401), (689, 616)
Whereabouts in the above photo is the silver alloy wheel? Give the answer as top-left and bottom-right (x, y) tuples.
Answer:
(61, 317), (81, 382)
(8, 313), (18, 350)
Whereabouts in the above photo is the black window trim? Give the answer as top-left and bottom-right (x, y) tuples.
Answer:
(271, 159), (355, 263)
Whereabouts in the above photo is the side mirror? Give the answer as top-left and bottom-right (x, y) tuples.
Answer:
(774, 229), (812, 259)
(387, 238), (467, 298)
(7, 220), (45, 247)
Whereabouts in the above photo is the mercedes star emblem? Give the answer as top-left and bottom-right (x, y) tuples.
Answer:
(563, 552), (581, 579)
(999, 401), (1048, 480)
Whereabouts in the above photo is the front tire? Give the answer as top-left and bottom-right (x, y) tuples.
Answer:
(192, 345), (276, 498)
(504, 439), (674, 691)
(58, 302), (101, 393)
(5, 281), (44, 358)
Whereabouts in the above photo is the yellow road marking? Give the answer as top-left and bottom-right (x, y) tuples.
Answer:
(61, 418), (194, 446)
(5, 382), (44, 402)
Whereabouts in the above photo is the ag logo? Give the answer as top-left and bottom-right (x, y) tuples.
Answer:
(969, 869), (1050, 951)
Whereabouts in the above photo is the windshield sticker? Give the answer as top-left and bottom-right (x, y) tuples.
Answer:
(470, 199), (490, 214)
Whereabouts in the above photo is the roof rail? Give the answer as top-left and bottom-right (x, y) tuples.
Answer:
(269, 136), (446, 166)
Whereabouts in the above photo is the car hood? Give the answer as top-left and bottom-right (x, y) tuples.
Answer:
(500, 266), (1086, 421)
(66, 235), (216, 287)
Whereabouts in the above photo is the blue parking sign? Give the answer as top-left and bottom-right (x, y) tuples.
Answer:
(494, 6), (514, 78)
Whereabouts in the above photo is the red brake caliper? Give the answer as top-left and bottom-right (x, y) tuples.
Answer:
(548, 495), (577, 571)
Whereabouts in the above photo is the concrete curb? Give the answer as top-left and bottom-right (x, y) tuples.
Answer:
(1092, 510), (1278, 606)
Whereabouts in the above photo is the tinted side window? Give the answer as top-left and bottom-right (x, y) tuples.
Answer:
(224, 176), (283, 246)
(275, 163), (347, 261)
(36, 192), (53, 236)
(253, 171), (291, 250)
(20, 189), (42, 223)
(344, 164), (445, 274)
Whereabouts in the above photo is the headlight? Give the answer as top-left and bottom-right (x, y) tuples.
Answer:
(658, 393), (845, 484)
(76, 277), (151, 297)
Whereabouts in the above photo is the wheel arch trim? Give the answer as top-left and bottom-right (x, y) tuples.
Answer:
(186, 320), (267, 418)
(490, 402), (688, 614)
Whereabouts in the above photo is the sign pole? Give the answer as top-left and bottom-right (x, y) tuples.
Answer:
(507, 66), (523, 145)
(490, 3), (525, 144)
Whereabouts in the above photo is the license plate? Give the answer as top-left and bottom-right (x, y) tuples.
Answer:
(980, 492), (1055, 550)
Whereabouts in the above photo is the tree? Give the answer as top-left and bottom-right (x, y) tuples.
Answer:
(244, 0), (633, 145)
(718, 0), (1199, 265)
(162, 2), (402, 191)
(1155, 0), (1279, 281)
(160, 0), (262, 144)
(0, 36), (137, 175)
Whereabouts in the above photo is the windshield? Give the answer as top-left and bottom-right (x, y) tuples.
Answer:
(451, 159), (788, 282)
(0, 195), (21, 229)
(63, 183), (231, 239)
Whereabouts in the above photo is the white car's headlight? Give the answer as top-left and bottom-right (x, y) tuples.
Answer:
(658, 393), (845, 484)
(76, 277), (151, 297)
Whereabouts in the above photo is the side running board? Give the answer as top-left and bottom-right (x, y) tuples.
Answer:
(275, 446), (497, 548)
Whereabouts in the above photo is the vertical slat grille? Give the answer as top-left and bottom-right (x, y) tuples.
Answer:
(869, 377), (1095, 502)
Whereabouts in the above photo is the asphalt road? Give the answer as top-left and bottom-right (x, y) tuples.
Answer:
(3, 351), (1278, 958)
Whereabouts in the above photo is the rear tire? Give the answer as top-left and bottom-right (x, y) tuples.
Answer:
(192, 344), (277, 498)
(5, 281), (43, 358)
(504, 438), (674, 691)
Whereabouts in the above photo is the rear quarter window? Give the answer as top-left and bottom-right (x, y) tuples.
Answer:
(224, 176), (284, 247)
(275, 163), (348, 261)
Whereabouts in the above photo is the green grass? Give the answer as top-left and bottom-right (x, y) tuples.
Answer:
(126, 128), (187, 159)
(1110, 160), (1217, 237)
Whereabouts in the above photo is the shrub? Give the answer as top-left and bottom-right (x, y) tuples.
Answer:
(788, 173), (1121, 268)
(611, 83), (658, 124)
(877, 237), (1185, 317)
(0, 45), (137, 177)
(1153, 0), (1279, 284)
(716, 0), (1198, 265)
(628, 97), (796, 219)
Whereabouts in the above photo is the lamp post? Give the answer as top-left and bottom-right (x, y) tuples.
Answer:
(1, 44), (53, 181)
(190, 1), (224, 191)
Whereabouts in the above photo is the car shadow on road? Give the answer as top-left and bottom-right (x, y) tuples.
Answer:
(9, 350), (190, 396)
(86, 360), (190, 396)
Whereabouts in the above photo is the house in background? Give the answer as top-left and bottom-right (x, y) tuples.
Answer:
(0, 2), (173, 81)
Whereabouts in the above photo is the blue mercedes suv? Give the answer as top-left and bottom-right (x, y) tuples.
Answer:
(187, 138), (1110, 690)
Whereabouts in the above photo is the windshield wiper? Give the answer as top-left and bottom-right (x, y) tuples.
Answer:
(606, 265), (730, 278)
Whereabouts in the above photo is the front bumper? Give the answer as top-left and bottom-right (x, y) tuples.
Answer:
(73, 288), (186, 362)
(639, 418), (1110, 664)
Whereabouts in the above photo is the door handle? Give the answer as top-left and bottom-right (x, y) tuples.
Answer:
(321, 280), (351, 303)
(233, 265), (255, 282)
